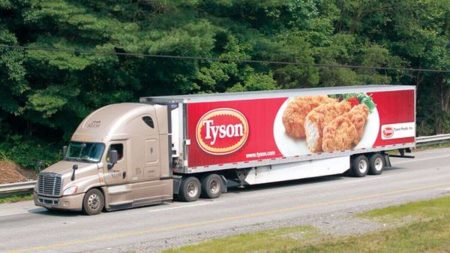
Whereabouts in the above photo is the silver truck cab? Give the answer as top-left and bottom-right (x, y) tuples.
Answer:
(34, 103), (173, 215)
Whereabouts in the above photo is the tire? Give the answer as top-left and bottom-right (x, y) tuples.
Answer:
(351, 155), (369, 177)
(179, 176), (201, 202)
(82, 188), (105, 215)
(369, 153), (385, 175)
(201, 174), (223, 199)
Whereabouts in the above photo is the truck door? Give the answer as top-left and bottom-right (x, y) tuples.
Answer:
(125, 114), (160, 183)
(104, 142), (128, 185)
(144, 138), (160, 180)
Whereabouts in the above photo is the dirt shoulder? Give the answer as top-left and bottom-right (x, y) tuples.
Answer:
(0, 161), (37, 184)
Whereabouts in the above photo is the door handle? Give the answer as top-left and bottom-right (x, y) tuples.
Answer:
(122, 171), (126, 179)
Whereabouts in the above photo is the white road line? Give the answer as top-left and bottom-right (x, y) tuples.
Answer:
(146, 201), (219, 213)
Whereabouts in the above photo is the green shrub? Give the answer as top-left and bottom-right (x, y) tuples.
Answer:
(0, 135), (61, 170)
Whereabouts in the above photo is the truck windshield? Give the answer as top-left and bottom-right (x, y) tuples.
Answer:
(65, 142), (105, 163)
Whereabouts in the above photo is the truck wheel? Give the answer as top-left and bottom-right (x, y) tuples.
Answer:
(369, 153), (385, 175)
(351, 155), (369, 177)
(179, 176), (201, 202)
(82, 188), (104, 215)
(201, 174), (222, 199)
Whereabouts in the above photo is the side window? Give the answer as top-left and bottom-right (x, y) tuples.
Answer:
(142, 116), (154, 128)
(107, 144), (124, 161)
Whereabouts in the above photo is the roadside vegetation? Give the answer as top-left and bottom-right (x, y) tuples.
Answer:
(0, 193), (33, 204)
(166, 195), (450, 253)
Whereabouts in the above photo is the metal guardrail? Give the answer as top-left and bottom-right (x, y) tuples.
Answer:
(1, 134), (450, 197)
(0, 181), (36, 197)
(416, 134), (450, 145)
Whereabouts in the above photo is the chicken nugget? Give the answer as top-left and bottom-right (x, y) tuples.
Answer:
(322, 115), (358, 152)
(282, 96), (336, 139)
(304, 101), (352, 153)
(348, 104), (369, 144)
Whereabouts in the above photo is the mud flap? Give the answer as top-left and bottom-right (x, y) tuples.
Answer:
(220, 175), (228, 193)
(384, 153), (392, 167)
(173, 175), (182, 195)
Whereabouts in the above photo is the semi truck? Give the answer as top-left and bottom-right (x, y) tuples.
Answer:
(34, 85), (416, 215)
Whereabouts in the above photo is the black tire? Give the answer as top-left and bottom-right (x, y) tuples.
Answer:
(351, 155), (369, 177)
(179, 176), (201, 202)
(369, 153), (385, 175)
(82, 188), (104, 215)
(201, 174), (223, 199)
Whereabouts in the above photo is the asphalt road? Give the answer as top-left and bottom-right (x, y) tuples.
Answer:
(1, 148), (450, 253)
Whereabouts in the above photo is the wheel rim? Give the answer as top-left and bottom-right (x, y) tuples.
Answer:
(374, 157), (383, 171)
(187, 181), (199, 198)
(209, 179), (220, 195)
(87, 193), (100, 210)
(359, 159), (368, 174)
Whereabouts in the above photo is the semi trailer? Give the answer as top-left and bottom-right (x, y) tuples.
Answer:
(34, 85), (416, 215)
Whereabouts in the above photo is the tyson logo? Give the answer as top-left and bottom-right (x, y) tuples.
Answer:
(383, 126), (394, 138)
(196, 108), (249, 155)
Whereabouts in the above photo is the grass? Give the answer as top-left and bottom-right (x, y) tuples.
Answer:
(0, 193), (33, 204)
(165, 196), (450, 253)
(293, 218), (450, 253)
(360, 195), (450, 222)
(164, 226), (319, 253)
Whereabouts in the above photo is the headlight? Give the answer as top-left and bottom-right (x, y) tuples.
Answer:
(63, 186), (78, 196)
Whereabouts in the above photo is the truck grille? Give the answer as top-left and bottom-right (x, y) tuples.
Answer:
(38, 173), (62, 197)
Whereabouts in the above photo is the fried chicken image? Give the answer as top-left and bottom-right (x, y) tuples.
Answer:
(347, 104), (369, 144)
(322, 115), (358, 152)
(282, 96), (336, 139)
(304, 101), (352, 153)
(321, 104), (369, 152)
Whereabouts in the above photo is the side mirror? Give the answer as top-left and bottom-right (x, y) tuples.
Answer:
(108, 150), (118, 169)
(71, 164), (78, 181)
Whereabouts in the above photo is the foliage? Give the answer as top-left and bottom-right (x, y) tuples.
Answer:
(0, 0), (448, 167)
(0, 193), (33, 203)
(0, 135), (60, 169)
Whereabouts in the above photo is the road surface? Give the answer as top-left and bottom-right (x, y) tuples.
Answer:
(1, 148), (450, 253)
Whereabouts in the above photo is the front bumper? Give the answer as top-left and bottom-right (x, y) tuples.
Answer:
(34, 192), (84, 211)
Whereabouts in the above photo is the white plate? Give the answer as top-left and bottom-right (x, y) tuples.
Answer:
(273, 98), (309, 157)
(354, 108), (379, 149)
(273, 98), (380, 156)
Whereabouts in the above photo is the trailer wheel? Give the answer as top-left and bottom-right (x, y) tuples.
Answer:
(179, 176), (201, 202)
(82, 188), (104, 215)
(201, 174), (222, 199)
(351, 155), (369, 177)
(369, 153), (385, 175)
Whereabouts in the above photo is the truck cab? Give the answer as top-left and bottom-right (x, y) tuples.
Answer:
(34, 103), (173, 215)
